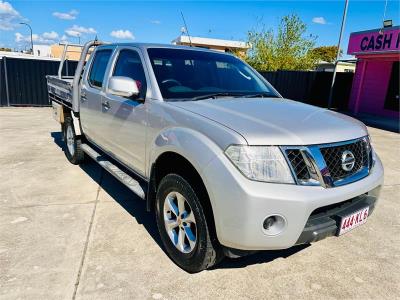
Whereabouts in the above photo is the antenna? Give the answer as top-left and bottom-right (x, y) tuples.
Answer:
(180, 12), (193, 47)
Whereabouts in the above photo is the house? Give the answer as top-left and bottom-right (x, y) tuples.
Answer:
(32, 45), (51, 57)
(172, 35), (250, 56)
(316, 60), (356, 72)
(50, 44), (82, 60)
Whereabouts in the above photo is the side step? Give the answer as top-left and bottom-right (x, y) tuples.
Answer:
(81, 144), (146, 199)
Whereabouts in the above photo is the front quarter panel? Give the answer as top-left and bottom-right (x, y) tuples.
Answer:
(146, 100), (247, 175)
(150, 127), (223, 174)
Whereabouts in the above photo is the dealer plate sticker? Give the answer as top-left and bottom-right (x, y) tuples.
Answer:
(338, 207), (369, 236)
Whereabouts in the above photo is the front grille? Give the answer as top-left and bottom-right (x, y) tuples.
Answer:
(320, 140), (369, 181)
(283, 137), (371, 187)
(286, 149), (310, 181)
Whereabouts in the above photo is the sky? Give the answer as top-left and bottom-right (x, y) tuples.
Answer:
(1, 0), (399, 57)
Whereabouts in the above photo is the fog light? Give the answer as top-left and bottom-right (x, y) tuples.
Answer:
(262, 215), (286, 236)
(263, 216), (276, 230)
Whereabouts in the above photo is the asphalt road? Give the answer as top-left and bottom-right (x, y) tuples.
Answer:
(0, 108), (399, 300)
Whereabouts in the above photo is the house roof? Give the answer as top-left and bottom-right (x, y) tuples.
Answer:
(172, 35), (250, 49)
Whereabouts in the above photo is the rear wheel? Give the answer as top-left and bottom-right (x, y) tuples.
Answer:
(155, 174), (223, 273)
(62, 115), (85, 165)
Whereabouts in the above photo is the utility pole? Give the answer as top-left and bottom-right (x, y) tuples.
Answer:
(327, 0), (349, 110)
(19, 22), (34, 55)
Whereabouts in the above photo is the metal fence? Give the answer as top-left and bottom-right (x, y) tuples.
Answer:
(261, 70), (354, 110)
(0, 57), (77, 106)
(0, 57), (354, 109)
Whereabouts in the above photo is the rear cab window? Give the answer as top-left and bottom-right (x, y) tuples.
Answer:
(88, 49), (113, 88)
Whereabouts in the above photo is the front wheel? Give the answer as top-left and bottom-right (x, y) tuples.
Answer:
(62, 115), (85, 165)
(155, 174), (223, 273)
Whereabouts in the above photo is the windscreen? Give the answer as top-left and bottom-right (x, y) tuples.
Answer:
(147, 48), (278, 100)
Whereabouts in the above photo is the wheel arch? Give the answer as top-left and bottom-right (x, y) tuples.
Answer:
(61, 105), (82, 135)
(147, 150), (219, 244)
(146, 126), (223, 209)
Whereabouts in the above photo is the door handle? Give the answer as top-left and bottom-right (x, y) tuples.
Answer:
(102, 100), (111, 110)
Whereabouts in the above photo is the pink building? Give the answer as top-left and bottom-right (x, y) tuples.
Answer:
(347, 26), (399, 118)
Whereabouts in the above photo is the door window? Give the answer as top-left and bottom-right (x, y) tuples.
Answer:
(88, 49), (113, 88)
(113, 49), (147, 99)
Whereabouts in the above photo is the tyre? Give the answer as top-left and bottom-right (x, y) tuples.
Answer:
(155, 174), (223, 273)
(62, 115), (85, 165)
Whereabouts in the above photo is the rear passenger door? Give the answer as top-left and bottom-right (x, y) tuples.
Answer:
(80, 49), (113, 147)
(99, 47), (149, 176)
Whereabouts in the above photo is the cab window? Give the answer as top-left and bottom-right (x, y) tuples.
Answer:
(88, 49), (112, 88)
(113, 49), (147, 99)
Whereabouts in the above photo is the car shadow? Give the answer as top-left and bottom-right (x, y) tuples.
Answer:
(50, 131), (162, 247)
(50, 131), (310, 270)
(214, 244), (309, 270)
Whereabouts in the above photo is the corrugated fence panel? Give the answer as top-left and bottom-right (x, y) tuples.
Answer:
(0, 59), (7, 106)
(331, 72), (354, 111)
(1, 57), (352, 109)
(261, 70), (354, 109)
(0, 57), (77, 106)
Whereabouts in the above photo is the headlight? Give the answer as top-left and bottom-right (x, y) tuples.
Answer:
(225, 145), (294, 184)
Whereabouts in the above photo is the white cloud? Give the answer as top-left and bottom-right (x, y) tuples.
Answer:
(15, 31), (61, 45)
(0, 0), (25, 30)
(42, 31), (59, 40)
(65, 29), (80, 37)
(110, 29), (134, 40)
(14, 32), (24, 42)
(150, 20), (161, 25)
(312, 17), (327, 25)
(65, 24), (97, 37)
(52, 9), (78, 20)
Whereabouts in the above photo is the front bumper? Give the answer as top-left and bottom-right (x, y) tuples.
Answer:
(295, 185), (380, 245)
(201, 152), (384, 251)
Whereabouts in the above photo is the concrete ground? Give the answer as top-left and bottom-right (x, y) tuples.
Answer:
(0, 107), (399, 300)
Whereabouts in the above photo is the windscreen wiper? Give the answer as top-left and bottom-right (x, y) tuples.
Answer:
(241, 93), (280, 98)
(191, 92), (244, 101)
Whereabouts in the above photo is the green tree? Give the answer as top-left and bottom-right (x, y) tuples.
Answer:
(245, 14), (317, 71)
(310, 46), (342, 63)
(0, 47), (12, 52)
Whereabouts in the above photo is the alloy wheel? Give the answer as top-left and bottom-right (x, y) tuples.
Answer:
(66, 125), (75, 156)
(163, 191), (197, 253)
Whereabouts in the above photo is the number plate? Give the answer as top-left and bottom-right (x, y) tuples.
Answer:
(338, 207), (369, 236)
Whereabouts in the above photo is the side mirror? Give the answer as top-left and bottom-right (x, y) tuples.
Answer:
(108, 76), (139, 98)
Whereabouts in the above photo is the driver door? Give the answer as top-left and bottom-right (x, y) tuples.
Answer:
(98, 47), (148, 176)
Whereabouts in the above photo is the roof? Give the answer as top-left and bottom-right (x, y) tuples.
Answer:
(317, 60), (356, 66)
(96, 42), (237, 54)
(171, 36), (250, 49)
(0, 51), (59, 61)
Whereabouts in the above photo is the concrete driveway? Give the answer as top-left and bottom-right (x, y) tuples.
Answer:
(0, 107), (399, 300)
